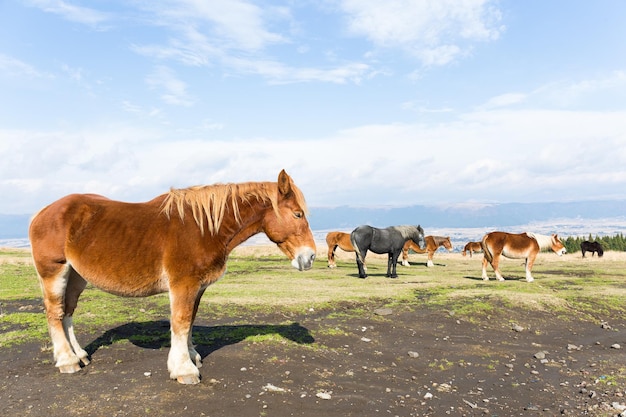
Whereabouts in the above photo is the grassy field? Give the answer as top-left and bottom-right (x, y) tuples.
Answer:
(2, 246), (626, 348)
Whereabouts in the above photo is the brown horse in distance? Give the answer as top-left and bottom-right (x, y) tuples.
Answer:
(462, 241), (483, 257)
(326, 231), (358, 268)
(481, 232), (565, 282)
(401, 235), (453, 267)
(29, 170), (316, 385)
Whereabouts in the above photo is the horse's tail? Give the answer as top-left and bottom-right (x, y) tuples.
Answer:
(350, 234), (365, 264)
(481, 235), (493, 263)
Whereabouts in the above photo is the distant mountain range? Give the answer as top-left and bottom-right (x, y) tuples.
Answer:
(308, 200), (626, 230)
(2, 200), (625, 239)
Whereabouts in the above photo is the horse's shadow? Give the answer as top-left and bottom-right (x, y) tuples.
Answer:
(84, 321), (314, 359)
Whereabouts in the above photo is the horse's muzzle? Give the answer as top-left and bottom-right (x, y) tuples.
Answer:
(291, 248), (316, 271)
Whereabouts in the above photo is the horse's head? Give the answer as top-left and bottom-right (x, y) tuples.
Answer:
(262, 170), (316, 270)
(412, 225), (426, 250)
(551, 234), (566, 256)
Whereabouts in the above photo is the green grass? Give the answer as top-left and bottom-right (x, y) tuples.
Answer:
(1, 249), (626, 348)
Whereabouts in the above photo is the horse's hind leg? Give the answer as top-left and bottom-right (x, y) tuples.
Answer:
(187, 287), (207, 368)
(327, 244), (337, 268)
(355, 252), (367, 278)
(37, 262), (84, 373)
(400, 246), (410, 267)
(64, 267), (89, 365)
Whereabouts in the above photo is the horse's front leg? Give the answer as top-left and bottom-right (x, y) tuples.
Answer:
(388, 252), (399, 278)
(168, 284), (203, 384)
(426, 251), (434, 268)
(525, 255), (536, 282)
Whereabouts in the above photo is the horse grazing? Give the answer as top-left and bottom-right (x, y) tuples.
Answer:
(462, 241), (483, 257)
(581, 240), (604, 258)
(326, 231), (356, 268)
(350, 225), (425, 279)
(29, 170), (316, 385)
(481, 232), (566, 282)
(401, 235), (452, 267)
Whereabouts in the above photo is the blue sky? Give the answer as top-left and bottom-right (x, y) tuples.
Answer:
(1, 0), (626, 214)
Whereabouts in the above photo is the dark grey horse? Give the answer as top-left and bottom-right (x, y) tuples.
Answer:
(350, 225), (425, 279)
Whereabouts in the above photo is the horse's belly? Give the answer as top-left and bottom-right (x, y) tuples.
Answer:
(71, 261), (169, 297)
(501, 248), (527, 259)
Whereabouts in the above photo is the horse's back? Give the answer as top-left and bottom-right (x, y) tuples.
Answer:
(31, 194), (165, 247)
(483, 231), (539, 258)
(30, 193), (177, 294)
(326, 231), (354, 252)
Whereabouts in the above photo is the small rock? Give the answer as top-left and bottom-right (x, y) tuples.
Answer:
(567, 344), (582, 351)
(612, 402), (626, 411)
(534, 351), (546, 360)
(512, 324), (524, 332)
(360, 337), (371, 342)
(143, 372), (151, 377)
(407, 351), (419, 358)
(423, 392), (433, 400)
(316, 391), (332, 400)
(374, 308), (393, 316)
(611, 344), (622, 349)
(263, 383), (286, 393)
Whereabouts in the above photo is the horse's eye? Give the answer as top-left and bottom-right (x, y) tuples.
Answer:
(294, 211), (303, 219)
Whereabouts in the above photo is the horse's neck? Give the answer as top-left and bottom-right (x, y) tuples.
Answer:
(223, 198), (271, 253)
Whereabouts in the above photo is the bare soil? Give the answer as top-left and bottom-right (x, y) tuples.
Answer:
(2, 246), (625, 416)
(2, 299), (626, 417)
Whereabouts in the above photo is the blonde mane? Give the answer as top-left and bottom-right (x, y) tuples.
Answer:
(525, 232), (555, 250)
(160, 181), (308, 235)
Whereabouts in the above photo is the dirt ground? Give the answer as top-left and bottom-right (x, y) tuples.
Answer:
(2, 246), (626, 417)
(2, 298), (626, 417)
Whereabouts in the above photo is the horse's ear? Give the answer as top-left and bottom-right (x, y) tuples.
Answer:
(277, 169), (293, 197)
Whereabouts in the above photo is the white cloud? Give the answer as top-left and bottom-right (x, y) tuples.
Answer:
(2, 103), (626, 214)
(146, 66), (195, 106)
(339, 0), (504, 66)
(25, 0), (111, 28)
(0, 54), (53, 78)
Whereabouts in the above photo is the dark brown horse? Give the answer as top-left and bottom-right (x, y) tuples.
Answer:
(29, 170), (316, 384)
(462, 241), (483, 257)
(581, 240), (604, 258)
(481, 232), (565, 282)
(326, 231), (356, 268)
(401, 235), (452, 267)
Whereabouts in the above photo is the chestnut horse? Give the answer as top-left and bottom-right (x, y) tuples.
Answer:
(29, 170), (316, 385)
(401, 235), (452, 267)
(326, 231), (358, 268)
(350, 225), (425, 279)
(462, 241), (483, 257)
(481, 232), (565, 282)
